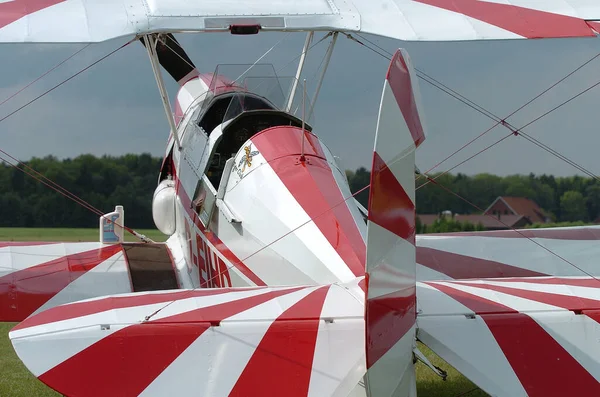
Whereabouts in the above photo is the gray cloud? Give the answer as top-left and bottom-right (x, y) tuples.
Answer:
(1, 33), (600, 176)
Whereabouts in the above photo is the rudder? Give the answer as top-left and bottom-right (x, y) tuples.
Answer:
(365, 48), (426, 397)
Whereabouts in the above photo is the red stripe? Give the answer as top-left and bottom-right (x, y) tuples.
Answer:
(0, 244), (123, 322)
(229, 286), (330, 397)
(386, 51), (425, 148)
(12, 287), (263, 331)
(253, 127), (366, 277)
(0, 0), (64, 29)
(417, 247), (547, 279)
(366, 283), (416, 368)
(449, 281), (600, 311)
(415, 0), (595, 39)
(368, 152), (415, 244)
(432, 283), (600, 396)
(38, 288), (303, 397)
(176, 180), (266, 286)
(429, 227), (600, 240)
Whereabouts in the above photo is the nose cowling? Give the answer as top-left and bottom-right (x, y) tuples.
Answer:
(223, 126), (366, 284)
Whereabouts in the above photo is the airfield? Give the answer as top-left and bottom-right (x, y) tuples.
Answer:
(0, 228), (487, 397)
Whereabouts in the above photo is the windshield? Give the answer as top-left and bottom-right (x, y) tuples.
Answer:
(198, 63), (313, 129)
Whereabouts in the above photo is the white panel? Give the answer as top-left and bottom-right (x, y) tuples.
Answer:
(367, 223), (415, 300)
(144, 0), (336, 16)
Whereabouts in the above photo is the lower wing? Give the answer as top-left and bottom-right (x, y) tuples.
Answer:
(10, 281), (366, 397)
(0, 241), (179, 322)
(417, 276), (600, 396)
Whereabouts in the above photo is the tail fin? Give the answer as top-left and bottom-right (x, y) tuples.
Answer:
(365, 48), (426, 397)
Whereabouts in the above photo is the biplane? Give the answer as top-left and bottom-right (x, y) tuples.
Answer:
(2, 1), (600, 396)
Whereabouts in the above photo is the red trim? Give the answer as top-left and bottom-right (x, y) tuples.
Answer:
(253, 127), (366, 277)
(429, 227), (600, 240)
(368, 152), (416, 244)
(0, 244), (123, 322)
(38, 288), (302, 397)
(432, 283), (600, 395)
(415, 0), (595, 39)
(229, 286), (330, 396)
(0, 0), (65, 29)
(417, 247), (547, 279)
(386, 51), (425, 148)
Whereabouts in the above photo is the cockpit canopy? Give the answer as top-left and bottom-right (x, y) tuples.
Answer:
(195, 63), (313, 189)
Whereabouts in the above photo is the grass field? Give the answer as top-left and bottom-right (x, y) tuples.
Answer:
(0, 228), (487, 396)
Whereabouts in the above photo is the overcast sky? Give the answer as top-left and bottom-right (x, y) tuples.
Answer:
(1, 33), (600, 177)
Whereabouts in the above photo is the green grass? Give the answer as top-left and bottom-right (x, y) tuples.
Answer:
(0, 228), (486, 396)
(0, 227), (167, 242)
(0, 323), (60, 397)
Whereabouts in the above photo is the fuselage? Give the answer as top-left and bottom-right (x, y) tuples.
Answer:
(154, 71), (367, 290)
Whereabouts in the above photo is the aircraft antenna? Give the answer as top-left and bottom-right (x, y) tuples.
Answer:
(300, 78), (307, 162)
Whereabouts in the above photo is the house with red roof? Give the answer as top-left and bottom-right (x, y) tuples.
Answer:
(417, 196), (549, 231)
(483, 196), (549, 224)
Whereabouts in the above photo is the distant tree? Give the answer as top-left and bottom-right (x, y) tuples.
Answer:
(560, 191), (587, 222)
(346, 167), (370, 207)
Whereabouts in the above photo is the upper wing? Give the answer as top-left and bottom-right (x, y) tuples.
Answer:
(1, 0), (599, 43)
(417, 277), (600, 396)
(9, 282), (366, 397)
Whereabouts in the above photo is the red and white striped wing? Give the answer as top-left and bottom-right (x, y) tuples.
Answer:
(365, 48), (426, 397)
(416, 226), (600, 281)
(10, 281), (366, 397)
(417, 277), (600, 396)
(1, 0), (600, 43)
(0, 242), (132, 322)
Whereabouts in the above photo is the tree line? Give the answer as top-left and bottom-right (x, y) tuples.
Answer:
(0, 155), (597, 230)
(346, 167), (600, 230)
(0, 154), (161, 228)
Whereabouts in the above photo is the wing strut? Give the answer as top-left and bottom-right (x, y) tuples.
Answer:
(307, 31), (338, 120)
(143, 34), (182, 150)
(285, 31), (313, 112)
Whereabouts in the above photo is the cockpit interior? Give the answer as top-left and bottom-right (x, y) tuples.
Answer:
(198, 92), (312, 188)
